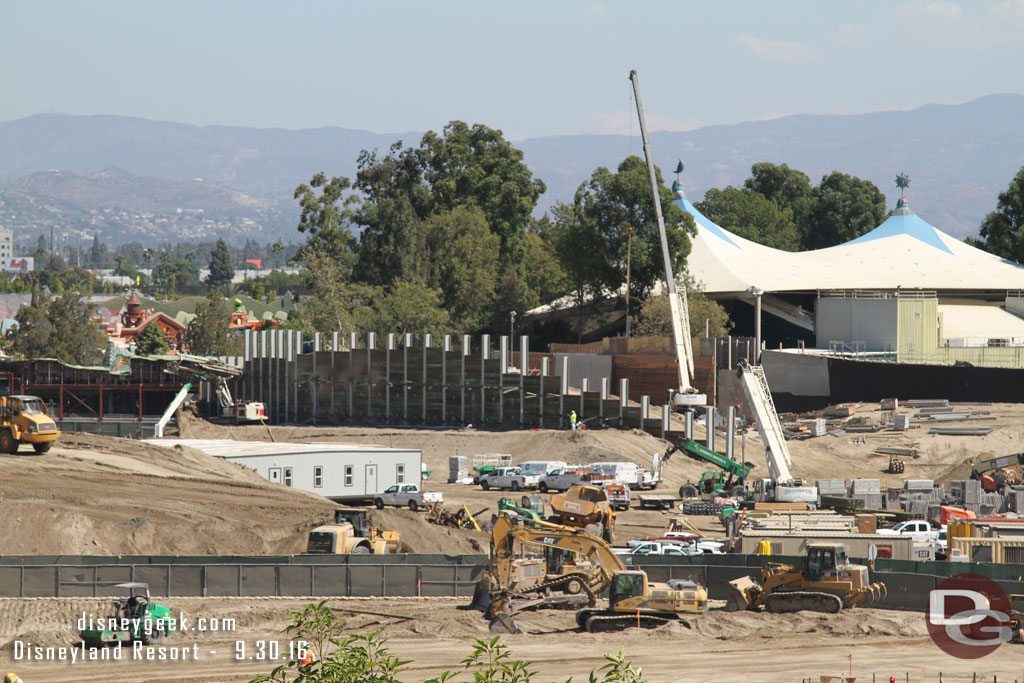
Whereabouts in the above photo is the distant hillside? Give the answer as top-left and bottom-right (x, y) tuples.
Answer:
(1, 94), (1022, 243)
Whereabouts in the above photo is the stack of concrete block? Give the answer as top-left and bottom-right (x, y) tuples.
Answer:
(816, 479), (847, 496)
(894, 414), (911, 430)
(810, 419), (828, 437)
(979, 491), (1002, 516)
(1005, 488), (1024, 514)
(950, 479), (982, 512)
(904, 479), (936, 491)
(885, 487), (903, 509)
(849, 479), (882, 509)
(448, 455), (468, 483)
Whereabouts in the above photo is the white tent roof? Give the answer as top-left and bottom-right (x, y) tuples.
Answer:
(677, 187), (1024, 294)
(938, 304), (1024, 341)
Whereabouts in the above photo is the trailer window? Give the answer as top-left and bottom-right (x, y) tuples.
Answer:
(397, 464), (405, 484)
(314, 466), (324, 488)
(283, 468), (293, 487)
(344, 465), (353, 487)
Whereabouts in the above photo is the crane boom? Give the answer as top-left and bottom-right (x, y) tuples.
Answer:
(628, 69), (703, 405)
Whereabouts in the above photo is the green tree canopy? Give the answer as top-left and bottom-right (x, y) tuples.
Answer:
(353, 280), (450, 338)
(294, 172), (359, 265)
(804, 172), (887, 249)
(152, 257), (200, 294)
(184, 296), (242, 356)
(206, 239), (235, 290)
(7, 292), (107, 364)
(969, 166), (1024, 262)
(419, 121), (545, 271)
(634, 276), (732, 339)
(522, 229), (569, 307)
(421, 206), (500, 329)
(135, 323), (170, 355)
(697, 186), (802, 251)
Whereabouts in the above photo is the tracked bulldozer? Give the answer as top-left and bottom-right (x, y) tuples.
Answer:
(726, 542), (886, 614)
(473, 516), (708, 633)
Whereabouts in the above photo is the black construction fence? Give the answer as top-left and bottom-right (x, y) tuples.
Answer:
(3, 553), (1024, 612)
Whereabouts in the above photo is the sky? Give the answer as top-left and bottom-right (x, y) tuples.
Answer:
(3, 0), (1024, 139)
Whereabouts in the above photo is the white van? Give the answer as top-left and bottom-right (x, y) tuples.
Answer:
(588, 462), (640, 487)
(518, 461), (567, 477)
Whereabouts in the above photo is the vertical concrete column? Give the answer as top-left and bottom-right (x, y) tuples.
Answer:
(313, 332), (321, 353)
(600, 377), (609, 420)
(706, 406), (716, 451)
(348, 332), (356, 420)
(311, 332), (320, 425)
(685, 409), (693, 440)
(480, 334), (490, 423)
(403, 333), (412, 423)
(727, 335), (732, 370)
(422, 333), (432, 424)
(442, 335), (450, 425)
(386, 334), (395, 424)
(268, 331), (277, 422)
(580, 377), (588, 419)
(619, 378), (628, 426)
(331, 331), (338, 421)
(640, 395), (649, 431)
(539, 357), (548, 429)
(726, 405), (736, 462)
(292, 330), (300, 424)
(242, 330), (252, 402)
(498, 336), (507, 425)
(366, 332), (376, 421)
(461, 335), (470, 425)
(519, 335), (528, 427)
(284, 331), (293, 424)
(559, 356), (570, 428)
(661, 404), (671, 439)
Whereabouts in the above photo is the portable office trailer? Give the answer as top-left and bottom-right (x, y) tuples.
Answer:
(737, 531), (916, 561)
(146, 439), (421, 502)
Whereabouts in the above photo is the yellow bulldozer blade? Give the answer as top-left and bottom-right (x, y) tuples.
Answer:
(725, 576), (759, 612)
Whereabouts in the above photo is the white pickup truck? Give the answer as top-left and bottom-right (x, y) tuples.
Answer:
(876, 520), (940, 544)
(373, 485), (443, 511)
(537, 468), (587, 493)
(614, 541), (695, 557)
(479, 467), (540, 491)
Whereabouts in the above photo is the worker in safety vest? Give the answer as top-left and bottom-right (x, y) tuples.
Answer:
(299, 648), (316, 666)
(4, 673), (24, 683)
(569, 410), (577, 430)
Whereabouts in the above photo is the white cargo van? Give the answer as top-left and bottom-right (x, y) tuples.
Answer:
(518, 461), (567, 477)
(588, 462), (640, 487)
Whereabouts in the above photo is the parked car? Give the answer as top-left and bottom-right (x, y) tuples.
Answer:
(615, 541), (695, 557)
(373, 485), (443, 511)
(479, 467), (540, 491)
(588, 462), (641, 488)
(538, 467), (588, 493)
(604, 483), (632, 511)
(518, 461), (567, 477)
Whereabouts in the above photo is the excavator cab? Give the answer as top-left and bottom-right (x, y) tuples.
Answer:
(609, 571), (647, 608)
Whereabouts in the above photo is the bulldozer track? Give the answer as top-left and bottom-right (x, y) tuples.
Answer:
(520, 572), (597, 607)
(764, 591), (843, 614)
(577, 609), (671, 633)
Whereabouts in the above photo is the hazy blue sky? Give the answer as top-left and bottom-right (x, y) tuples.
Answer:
(3, 0), (1023, 138)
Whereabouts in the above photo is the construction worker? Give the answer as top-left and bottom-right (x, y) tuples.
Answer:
(569, 410), (577, 430)
(4, 673), (23, 683)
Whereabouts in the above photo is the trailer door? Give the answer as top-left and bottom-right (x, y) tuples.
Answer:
(365, 463), (378, 495)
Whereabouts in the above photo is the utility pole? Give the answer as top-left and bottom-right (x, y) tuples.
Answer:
(49, 226), (54, 271)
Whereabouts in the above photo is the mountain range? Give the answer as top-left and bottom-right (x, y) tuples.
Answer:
(1, 93), (1022, 246)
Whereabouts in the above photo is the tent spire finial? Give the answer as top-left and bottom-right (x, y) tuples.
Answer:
(895, 172), (910, 200)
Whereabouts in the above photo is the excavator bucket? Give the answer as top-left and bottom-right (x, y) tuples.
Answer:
(488, 613), (521, 634)
(468, 573), (494, 612)
(725, 576), (760, 612)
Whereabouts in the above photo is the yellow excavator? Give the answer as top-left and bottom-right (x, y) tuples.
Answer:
(477, 516), (708, 633)
(726, 542), (886, 613)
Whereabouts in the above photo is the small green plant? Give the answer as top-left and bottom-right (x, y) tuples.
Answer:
(250, 602), (645, 683)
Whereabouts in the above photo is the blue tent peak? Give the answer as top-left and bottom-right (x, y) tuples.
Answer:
(672, 188), (739, 248)
(844, 199), (954, 255)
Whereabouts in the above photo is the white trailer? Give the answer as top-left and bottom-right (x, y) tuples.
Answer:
(146, 439), (422, 502)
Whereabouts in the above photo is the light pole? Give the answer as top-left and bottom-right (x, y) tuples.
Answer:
(746, 286), (765, 363)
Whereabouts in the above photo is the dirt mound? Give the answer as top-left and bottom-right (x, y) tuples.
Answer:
(364, 508), (487, 554)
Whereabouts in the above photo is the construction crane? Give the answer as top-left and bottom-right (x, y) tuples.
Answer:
(970, 453), (1024, 492)
(629, 69), (704, 407)
(163, 355), (266, 423)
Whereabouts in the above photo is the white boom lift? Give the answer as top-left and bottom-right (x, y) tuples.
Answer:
(629, 69), (704, 407)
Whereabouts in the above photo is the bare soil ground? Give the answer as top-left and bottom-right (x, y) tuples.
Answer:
(1, 597), (1023, 682)
(3, 403), (1024, 679)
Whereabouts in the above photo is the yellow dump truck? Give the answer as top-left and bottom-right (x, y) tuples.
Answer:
(0, 395), (60, 454)
(306, 509), (401, 555)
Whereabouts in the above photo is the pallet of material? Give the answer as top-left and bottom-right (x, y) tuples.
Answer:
(752, 502), (810, 511)
(928, 425), (992, 436)
(637, 495), (681, 510)
(823, 404), (856, 418)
